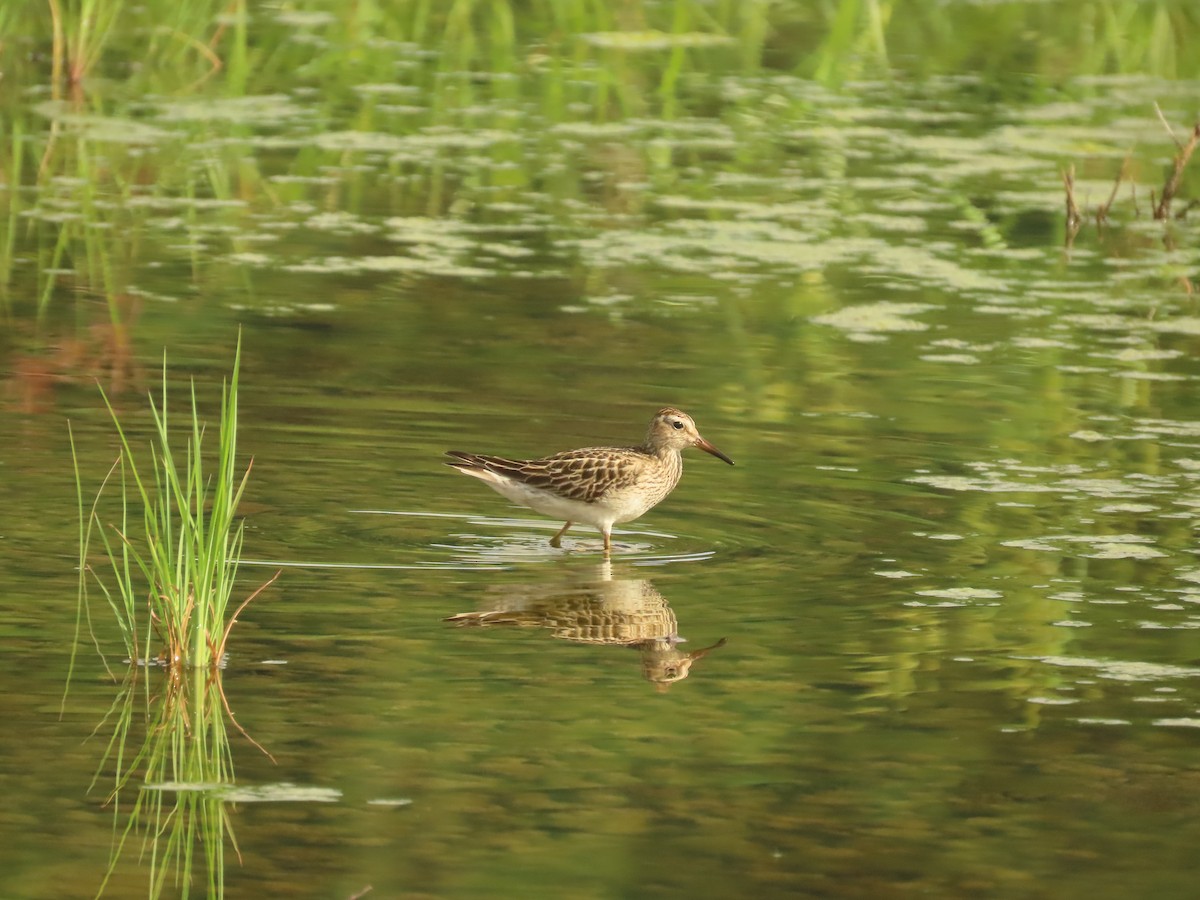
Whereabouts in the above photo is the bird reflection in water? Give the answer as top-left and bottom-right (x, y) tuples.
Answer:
(444, 561), (726, 690)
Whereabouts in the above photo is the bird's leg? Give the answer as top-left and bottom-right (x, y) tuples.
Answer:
(549, 521), (572, 548)
(602, 529), (612, 556)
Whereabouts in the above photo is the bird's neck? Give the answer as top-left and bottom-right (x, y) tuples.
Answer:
(643, 443), (679, 460)
(657, 447), (684, 481)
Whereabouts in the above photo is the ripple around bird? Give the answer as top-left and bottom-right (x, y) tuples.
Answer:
(353, 509), (726, 569)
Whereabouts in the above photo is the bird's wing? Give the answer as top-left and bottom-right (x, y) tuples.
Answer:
(449, 448), (643, 504)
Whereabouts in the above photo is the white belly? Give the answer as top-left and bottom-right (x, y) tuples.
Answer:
(477, 475), (668, 529)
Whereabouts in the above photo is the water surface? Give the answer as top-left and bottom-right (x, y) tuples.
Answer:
(2, 4), (1200, 898)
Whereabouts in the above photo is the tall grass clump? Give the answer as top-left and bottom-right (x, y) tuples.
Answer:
(72, 334), (270, 672)
(42, 0), (237, 93)
(47, 0), (124, 90)
(67, 336), (276, 898)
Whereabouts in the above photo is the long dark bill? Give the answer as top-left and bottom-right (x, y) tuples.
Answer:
(695, 437), (734, 466)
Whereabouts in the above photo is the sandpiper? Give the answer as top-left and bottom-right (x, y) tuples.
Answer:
(445, 407), (734, 554)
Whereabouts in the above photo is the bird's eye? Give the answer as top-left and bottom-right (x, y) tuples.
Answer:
(671, 420), (684, 430)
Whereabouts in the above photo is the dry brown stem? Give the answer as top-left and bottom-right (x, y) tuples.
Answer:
(1096, 157), (1129, 225)
(1062, 164), (1083, 243)
(1152, 104), (1200, 220)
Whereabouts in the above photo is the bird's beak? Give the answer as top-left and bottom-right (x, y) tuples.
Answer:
(695, 436), (734, 465)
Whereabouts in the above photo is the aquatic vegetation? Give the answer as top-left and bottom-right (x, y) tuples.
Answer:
(1, 0), (1195, 332)
(93, 671), (242, 899)
(811, 301), (934, 337)
(66, 336), (276, 899)
(39, 0), (236, 94)
(1063, 108), (1200, 242)
(70, 335), (274, 671)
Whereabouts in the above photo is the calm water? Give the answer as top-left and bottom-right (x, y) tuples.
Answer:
(3, 5), (1200, 898)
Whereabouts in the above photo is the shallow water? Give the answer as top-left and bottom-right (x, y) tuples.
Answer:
(3, 5), (1200, 898)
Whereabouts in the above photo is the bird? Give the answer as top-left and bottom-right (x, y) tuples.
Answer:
(445, 407), (734, 554)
